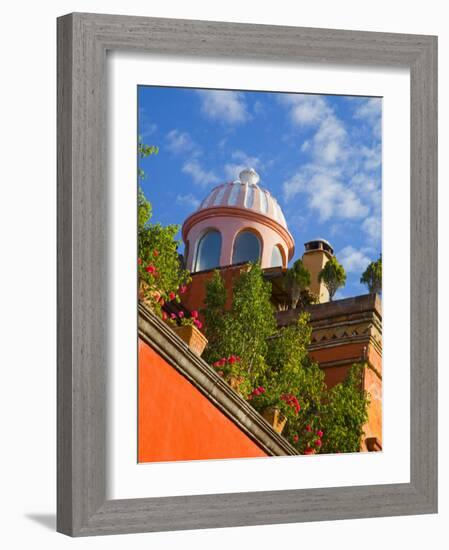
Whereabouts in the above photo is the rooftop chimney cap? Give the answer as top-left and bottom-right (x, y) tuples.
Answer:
(239, 167), (260, 186)
(304, 238), (334, 255)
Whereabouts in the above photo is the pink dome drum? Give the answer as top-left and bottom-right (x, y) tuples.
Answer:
(182, 168), (295, 272)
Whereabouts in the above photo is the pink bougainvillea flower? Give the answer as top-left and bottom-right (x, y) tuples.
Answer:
(304, 448), (315, 455)
(191, 310), (199, 319)
(179, 285), (187, 294)
(170, 313), (176, 320)
(178, 311), (184, 318)
(316, 430), (324, 438)
(153, 249), (159, 257)
(195, 320), (203, 329)
(162, 312), (168, 320)
(314, 439), (322, 447)
(168, 292), (176, 301)
(293, 435), (299, 443)
(145, 264), (156, 274)
(305, 425), (312, 432)
(228, 355), (237, 364)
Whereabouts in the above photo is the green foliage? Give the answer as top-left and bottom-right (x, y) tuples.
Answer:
(318, 256), (347, 301)
(319, 364), (370, 453)
(137, 142), (190, 314)
(360, 254), (382, 295)
(282, 259), (312, 309)
(202, 270), (227, 358)
(203, 264), (276, 395)
(203, 265), (370, 454)
(137, 139), (159, 180)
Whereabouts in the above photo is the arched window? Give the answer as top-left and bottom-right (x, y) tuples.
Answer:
(232, 231), (260, 265)
(194, 230), (221, 272)
(271, 245), (284, 268)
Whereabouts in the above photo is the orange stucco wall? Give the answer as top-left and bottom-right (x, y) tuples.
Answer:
(309, 341), (382, 449)
(180, 265), (244, 323)
(138, 338), (268, 463)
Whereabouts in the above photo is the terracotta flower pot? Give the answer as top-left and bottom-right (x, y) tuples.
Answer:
(261, 407), (287, 434)
(172, 324), (208, 357)
(228, 376), (244, 393)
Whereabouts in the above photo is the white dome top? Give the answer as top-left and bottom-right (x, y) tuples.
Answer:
(197, 168), (288, 229)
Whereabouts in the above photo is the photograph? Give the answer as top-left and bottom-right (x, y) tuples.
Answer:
(137, 85), (383, 463)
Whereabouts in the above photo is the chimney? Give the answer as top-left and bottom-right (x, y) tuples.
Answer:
(302, 239), (334, 303)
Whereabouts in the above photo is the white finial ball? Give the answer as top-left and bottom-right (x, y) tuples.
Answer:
(239, 168), (260, 186)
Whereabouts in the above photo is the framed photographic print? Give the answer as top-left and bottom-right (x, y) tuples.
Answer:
(57, 13), (437, 536)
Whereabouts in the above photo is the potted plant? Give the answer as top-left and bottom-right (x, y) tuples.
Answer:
(210, 355), (245, 394)
(164, 310), (208, 357)
(248, 389), (302, 435)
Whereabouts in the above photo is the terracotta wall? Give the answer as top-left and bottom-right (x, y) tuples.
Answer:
(310, 341), (382, 450)
(180, 264), (244, 322)
(138, 338), (268, 463)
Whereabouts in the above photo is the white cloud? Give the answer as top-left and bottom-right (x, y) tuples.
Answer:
(280, 94), (348, 165)
(166, 129), (198, 155)
(360, 144), (381, 171)
(182, 160), (219, 187)
(138, 107), (157, 139)
(283, 166), (368, 222)
(313, 115), (347, 164)
(176, 193), (200, 210)
(362, 216), (382, 241)
(197, 90), (249, 124)
(280, 94), (331, 126)
(353, 98), (382, 137)
(224, 150), (261, 180)
(338, 245), (371, 273)
(354, 98), (382, 121)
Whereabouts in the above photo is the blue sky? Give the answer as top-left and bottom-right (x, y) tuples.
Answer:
(138, 86), (381, 298)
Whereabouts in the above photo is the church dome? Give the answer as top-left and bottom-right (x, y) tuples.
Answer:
(196, 168), (288, 229)
(182, 168), (294, 273)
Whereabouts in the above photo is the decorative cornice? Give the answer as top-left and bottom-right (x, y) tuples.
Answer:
(182, 206), (295, 259)
(138, 304), (298, 457)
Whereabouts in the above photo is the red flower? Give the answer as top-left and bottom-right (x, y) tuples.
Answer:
(178, 311), (184, 318)
(304, 448), (315, 455)
(293, 435), (299, 443)
(194, 319), (203, 330)
(138, 257), (142, 265)
(162, 312), (168, 320)
(228, 355), (237, 364)
(179, 285), (187, 294)
(153, 249), (159, 257)
(168, 292), (176, 301)
(316, 430), (324, 438)
(145, 264), (156, 274)
(305, 425), (312, 432)
(314, 439), (322, 447)
(191, 310), (199, 319)
(170, 313), (176, 320)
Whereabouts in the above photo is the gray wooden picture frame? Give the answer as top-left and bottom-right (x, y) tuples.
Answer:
(57, 12), (438, 537)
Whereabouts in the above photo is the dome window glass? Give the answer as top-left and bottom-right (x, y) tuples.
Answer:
(194, 230), (222, 272)
(232, 231), (260, 265)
